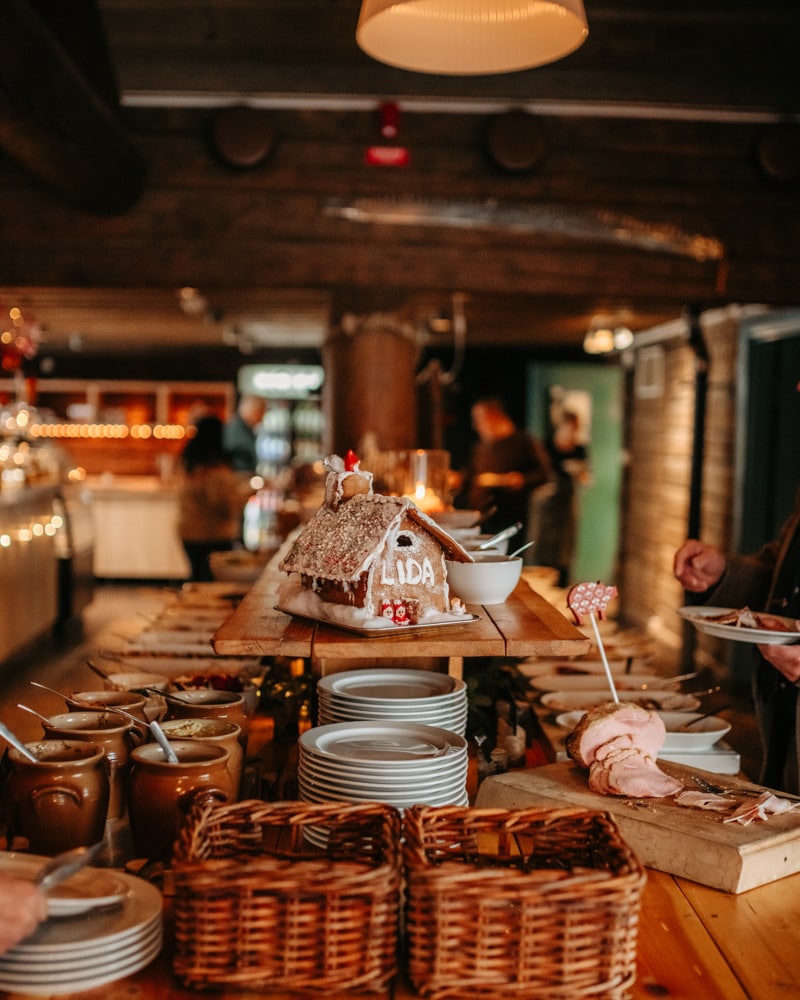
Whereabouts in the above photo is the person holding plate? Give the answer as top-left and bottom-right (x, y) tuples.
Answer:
(673, 491), (800, 793)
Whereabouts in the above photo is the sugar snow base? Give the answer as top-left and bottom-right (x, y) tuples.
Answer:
(277, 576), (468, 630)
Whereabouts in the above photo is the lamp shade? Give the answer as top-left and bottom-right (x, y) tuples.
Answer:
(356, 0), (588, 76)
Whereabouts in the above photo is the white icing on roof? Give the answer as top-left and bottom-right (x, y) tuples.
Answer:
(279, 492), (472, 582)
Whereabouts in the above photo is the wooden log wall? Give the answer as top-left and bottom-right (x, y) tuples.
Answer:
(0, 103), (798, 349)
(618, 307), (744, 678)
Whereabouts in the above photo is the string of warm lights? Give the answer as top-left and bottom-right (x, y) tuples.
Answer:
(27, 423), (189, 440)
(0, 513), (63, 550)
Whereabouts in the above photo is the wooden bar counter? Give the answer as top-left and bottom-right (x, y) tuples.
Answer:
(2, 865), (796, 999)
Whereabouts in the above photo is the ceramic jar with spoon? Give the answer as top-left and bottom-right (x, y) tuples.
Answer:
(159, 718), (244, 796)
(126, 740), (235, 860)
(163, 689), (249, 751)
(3, 740), (110, 855)
(38, 710), (145, 822)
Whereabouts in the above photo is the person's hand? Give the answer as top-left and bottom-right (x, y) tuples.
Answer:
(759, 639), (800, 684)
(0, 875), (47, 954)
(673, 540), (727, 592)
(474, 471), (524, 490)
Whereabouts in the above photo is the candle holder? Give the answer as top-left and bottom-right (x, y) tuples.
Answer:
(372, 448), (451, 513)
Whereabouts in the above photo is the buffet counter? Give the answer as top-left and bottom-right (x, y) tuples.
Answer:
(0, 483), (59, 663)
(84, 475), (190, 580)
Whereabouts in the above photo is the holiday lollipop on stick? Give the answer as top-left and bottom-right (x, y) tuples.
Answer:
(567, 581), (620, 703)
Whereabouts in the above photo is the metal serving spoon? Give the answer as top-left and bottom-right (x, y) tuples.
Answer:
(111, 706), (180, 764)
(35, 842), (105, 893)
(0, 721), (38, 762)
(478, 521), (523, 550)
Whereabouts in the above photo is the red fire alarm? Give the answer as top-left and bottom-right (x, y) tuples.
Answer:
(365, 101), (410, 167)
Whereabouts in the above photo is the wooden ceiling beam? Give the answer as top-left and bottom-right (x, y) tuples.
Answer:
(0, 0), (145, 214)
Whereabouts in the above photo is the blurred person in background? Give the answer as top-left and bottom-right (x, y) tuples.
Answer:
(224, 394), (267, 473)
(456, 396), (552, 552)
(178, 414), (253, 581)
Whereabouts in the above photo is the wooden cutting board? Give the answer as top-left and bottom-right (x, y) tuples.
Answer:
(474, 760), (800, 893)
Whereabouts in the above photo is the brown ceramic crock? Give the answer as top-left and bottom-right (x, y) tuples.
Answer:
(126, 740), (234, 860)
(4, 740), (110, 855)
(66, 689), (149, 722)
(164, 689), (249, 751)
(40, 710), (145, 821)
(159, 717), (244, 796)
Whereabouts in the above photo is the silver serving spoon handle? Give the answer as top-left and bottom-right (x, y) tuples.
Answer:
(0, 722), (39, 762)
(478, 521), (523, 550)
(112, 706), (180, 764)
(35, 842), (105, 893)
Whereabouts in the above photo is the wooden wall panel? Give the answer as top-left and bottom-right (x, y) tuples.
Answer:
(619, 307), (744, 677)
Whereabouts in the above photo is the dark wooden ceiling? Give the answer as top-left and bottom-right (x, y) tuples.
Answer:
(0, 0), (798, 360)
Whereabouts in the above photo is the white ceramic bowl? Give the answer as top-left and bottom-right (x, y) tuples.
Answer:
(555, 709), (731, 753)
(431, 509), (480, 531)
(462, 534), (510, 555)
(445, 554), (522, 605)
(658, 711), (732, 752)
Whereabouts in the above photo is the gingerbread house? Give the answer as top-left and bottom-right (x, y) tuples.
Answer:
(278, 453), (473, 627)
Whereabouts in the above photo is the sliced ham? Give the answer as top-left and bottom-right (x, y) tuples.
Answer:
(566, 699), (683, 799)
(565, 700), (666, 768)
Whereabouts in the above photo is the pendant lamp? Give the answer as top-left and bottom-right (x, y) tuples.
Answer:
(356, 0), (588, 76)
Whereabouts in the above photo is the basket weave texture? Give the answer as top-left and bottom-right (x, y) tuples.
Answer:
(403, 804), (645, 1000)
(171, 798), (401, 994)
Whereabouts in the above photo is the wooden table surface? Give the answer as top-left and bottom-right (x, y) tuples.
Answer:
(2, 864), (796, 1000)
(212, 571), (591, 663)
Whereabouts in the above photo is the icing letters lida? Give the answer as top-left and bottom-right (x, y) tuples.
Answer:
(381, 557), (435, 587)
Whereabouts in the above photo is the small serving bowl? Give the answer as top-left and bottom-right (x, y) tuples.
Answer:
(462, 534), (510, 555)
(445, 554), (522, 606)
(658, 711), (732, 752)
(431, 509), (480, 531)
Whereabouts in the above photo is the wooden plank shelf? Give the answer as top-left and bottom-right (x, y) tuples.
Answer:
(212, 572), (591, 664)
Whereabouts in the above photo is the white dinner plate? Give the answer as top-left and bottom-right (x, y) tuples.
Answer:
(0, 853), (129, 918)
(299, 742), (467, 779)
(678, 606), (800, 645)
(8, 871), (162, 954)
(517, 657), (647, 678)
(298, 761), (466, 794)
(1, 920), (161, 976)
(0, 937), (161, 995)
(540, 690), (701, 713)
(529, 673), (675, 693)
(319, 668), (461, 702)
(300, 721), (467, 764)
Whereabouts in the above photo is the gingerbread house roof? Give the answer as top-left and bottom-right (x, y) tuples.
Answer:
(279, 492), (472, 583)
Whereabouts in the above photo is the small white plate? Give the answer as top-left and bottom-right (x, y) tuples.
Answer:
(679, 606), (800, 645)
(300, 721), (467, 764)
(0, 854), (128, 918)
(540, 690), (700, 713)
(554, 709), (731, 752)
(530, 673), (674, 693)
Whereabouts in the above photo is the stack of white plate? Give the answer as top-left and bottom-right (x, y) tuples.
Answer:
(298, 721), (469, 845)
(0, 856), (162, 996)
(316, 669), (468, 736)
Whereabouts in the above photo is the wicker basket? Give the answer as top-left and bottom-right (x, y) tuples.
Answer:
(171, 798), (402, 994)
(403, 804), (645, 1000)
